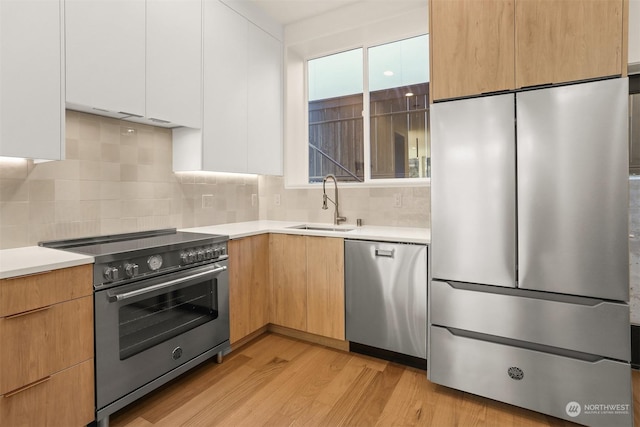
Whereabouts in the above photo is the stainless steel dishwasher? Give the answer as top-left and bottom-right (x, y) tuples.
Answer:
(345, 239), (428, 361)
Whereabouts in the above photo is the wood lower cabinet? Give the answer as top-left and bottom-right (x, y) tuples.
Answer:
(306, 237), (345, 340)
(270, 234), (345, 340)
(270, 234), (307, 331)
(0, 360), (94, 427)
(0, 265), (94, 427)
(229, 234), (271, 344)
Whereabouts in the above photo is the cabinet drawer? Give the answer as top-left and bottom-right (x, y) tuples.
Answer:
(0, 296), (93, 394)
(431, 280), (630, 361)
(0, 265), (92, 317)
(429, 326), (633, 427)
(0, 359), (94, 427)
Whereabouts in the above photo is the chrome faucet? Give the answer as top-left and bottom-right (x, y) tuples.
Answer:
(322, 174), (347, 225)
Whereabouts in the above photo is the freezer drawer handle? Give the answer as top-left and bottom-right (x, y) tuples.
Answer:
(375, 249), (395, 258)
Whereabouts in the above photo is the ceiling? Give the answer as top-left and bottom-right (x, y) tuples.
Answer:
(247, 0), (363, 25)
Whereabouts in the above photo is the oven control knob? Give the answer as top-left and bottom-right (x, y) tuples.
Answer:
(197, 250), (205, 261)
(180, 252), (189, 264)
(103, 266), (119, 282)
(187, 251), (196, 263)
(124, 263), (139, 278)
(205, 248), (214, 259)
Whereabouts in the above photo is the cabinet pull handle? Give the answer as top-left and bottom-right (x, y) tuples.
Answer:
(3, 376), (51, 398)
(375, 249), (395, 258)
(4, 305), (51, 319)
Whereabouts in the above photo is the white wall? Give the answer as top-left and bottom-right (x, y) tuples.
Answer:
(283, 1), (429, 188)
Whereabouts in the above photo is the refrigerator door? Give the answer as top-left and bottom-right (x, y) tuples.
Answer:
(517, 78), (629, 301)
(431, 94), (517, 287)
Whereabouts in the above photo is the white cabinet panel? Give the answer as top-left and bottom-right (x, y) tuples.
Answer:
(0, 0), (64, 160)
(247, 24), (282, 176)
(146, 0), (202, 128)
(65, 0), (145, 116)
(202, 0), (248, 173)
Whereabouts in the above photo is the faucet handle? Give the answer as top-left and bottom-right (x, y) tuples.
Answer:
(336, 215), (347, 225)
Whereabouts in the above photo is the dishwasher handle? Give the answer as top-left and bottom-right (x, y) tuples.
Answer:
(375, 248), (395, 258)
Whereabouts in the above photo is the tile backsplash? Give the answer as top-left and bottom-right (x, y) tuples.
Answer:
(258, 175), (429, 228)
(0, 111), (258, 249)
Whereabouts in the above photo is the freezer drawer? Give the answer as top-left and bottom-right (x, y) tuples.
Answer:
(431, 280), (630, 361)
(345, 240), (427, 359)
(429, 326), (633, 427)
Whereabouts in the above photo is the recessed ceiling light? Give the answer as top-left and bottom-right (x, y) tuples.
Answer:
(383, 70), (394, 76)
(405, 92), (414, 97)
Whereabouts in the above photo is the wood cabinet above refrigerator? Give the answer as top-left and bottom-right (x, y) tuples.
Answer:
(430, 0), (628, 101)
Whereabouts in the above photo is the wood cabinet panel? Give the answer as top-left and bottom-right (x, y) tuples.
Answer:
(430, 0), (515, 100)
(0, 359), (94, 427)
(0, 296), (93, 395)
(0, 265), (92, 317)
(306, 237), (345, 340)
(229, 235), (270, 344)
(515, 0), (624, 88)
(270, 234), (307, 331)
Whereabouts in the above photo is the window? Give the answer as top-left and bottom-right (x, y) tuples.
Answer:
(307, 35), (429, 184)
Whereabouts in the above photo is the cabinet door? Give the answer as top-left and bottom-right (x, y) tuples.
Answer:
(0, 359), (94, 427)
(247, 24), (283, 175)
(0, 296), (93, 395)
(306, 237), (344, 340)
(229, 235), (270, 344)
(147, 0), (202, 128)
(430, 0), (515, 100)
(270, 234), (306, 331)
(515, 0), (623, 88)
(0, 0), (63, 160)
(203, 0), (248, 173)
(66, 0), (145, 116)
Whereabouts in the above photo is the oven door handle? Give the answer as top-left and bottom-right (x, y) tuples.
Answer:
(107, 266), (227, 302)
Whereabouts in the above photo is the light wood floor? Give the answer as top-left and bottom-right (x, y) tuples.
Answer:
(110, 333), (640, 427)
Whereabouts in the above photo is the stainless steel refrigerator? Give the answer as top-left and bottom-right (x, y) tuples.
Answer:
(429, 78), (632, 426)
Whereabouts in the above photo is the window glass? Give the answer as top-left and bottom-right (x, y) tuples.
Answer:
(308, 49), (364, 183)
(369, 35), (430, 179)
(306, 35), (429, 184)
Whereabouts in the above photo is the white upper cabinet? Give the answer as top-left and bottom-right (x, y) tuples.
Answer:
(0, 0), (64, 160)
(65, 0), (146, 117)
(174, 0), (283, 175)
(146, 0), (202, 128)
(202, 0), (248, 173)
(247, 24), (283, 176)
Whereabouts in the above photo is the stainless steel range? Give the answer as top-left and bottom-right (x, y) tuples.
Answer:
(40, 229), (230, 427)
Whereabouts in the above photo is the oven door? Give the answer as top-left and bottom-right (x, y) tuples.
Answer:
(94, 261), (229, 411)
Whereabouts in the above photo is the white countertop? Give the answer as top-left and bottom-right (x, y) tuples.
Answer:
(0, 221), (428, 280)
(183, 220), (430, 244)
(0, 246), (94, 280)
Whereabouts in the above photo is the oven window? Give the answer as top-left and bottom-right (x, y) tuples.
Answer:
(118, 280), (218, 360)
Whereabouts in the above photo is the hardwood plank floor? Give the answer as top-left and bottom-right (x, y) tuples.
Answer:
(110, 333), (639, 427)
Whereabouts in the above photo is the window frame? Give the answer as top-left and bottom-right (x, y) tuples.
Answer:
(301, 36), (430, 187)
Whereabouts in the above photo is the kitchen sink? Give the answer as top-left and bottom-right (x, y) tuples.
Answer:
(287, 224), (355, 232)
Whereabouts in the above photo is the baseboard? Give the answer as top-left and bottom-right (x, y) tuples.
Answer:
(349, 342), (427, 370)
(267, 324), (350, 352)
(229, 326), (269, 352)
